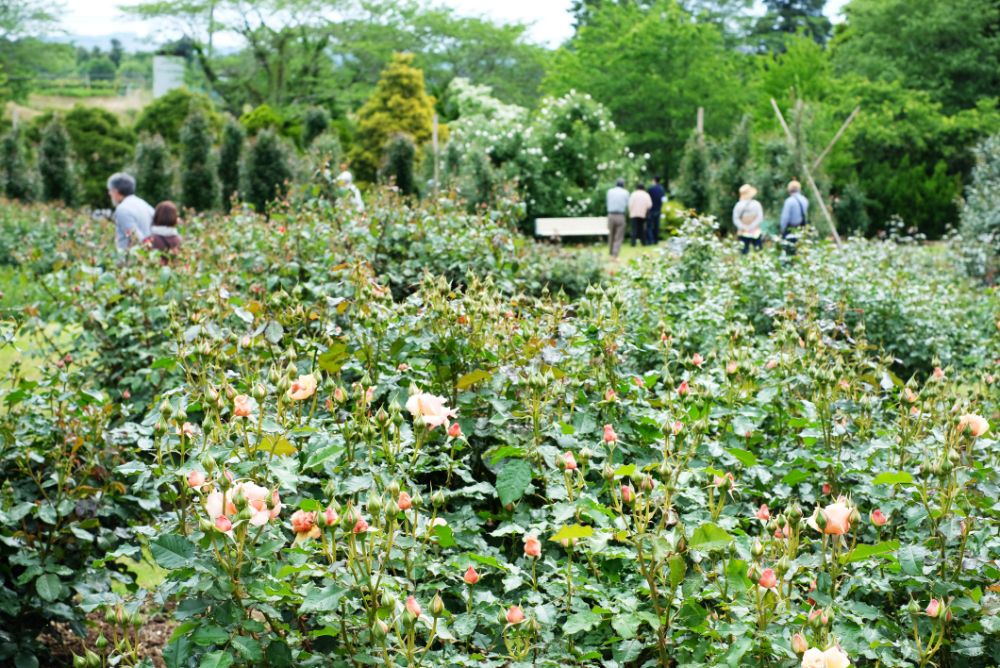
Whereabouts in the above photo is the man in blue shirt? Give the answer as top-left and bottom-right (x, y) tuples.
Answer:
(107, 172), (154, 251)
(779, 179), (809, 252)
(646, 175), (666, 245)
(606, 178), (629, 258)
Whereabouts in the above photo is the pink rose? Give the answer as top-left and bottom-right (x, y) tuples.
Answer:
(214, 515), (233, 532)
(621, 485), (635, 504)
(809, 499), (852, 536)
(323, 506), (338, 527)
(932, 367), (945, 380)
(957, 413), (989, 438)
(758, 568), (777, 589)
(523, 535), (541, 558)
(398, 363), (410, 372)
(353, 517), (369, 533)
(448, 422), (463, 439)
(765, 359), (778, 370)
(603, 423), (617, 443)
(406, 391), (457, 429)
(926, 598), (940, 618)
(464, 566), (480, 585)
(405, 595), (421, 619)
(791, 633), (808, 654)
(870, 509), (888, 527)
(397, 492), (412, 511)
(672, 421), (683, 435)
(561, 451), (578, 471)
(677, 380), (690, 396)
(756, 504), (771, 521)
(604, 388), (617, 402)
(505, 605), (525, 625)
(692, 353), (703, 367)
(290, 509), (316, 535)
(233, 394), (253, 417)
(288, 374), (317, 401)
(726, 360), (738, 375)
(187, 470), (206, 489)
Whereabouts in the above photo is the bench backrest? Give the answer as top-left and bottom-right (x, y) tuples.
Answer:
(534, 217), (608, 237)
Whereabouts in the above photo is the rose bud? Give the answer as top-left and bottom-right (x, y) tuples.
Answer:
(187, 470), (206, 489)
(870, 509), (888, 527)
(214, 516), (233, 532)
(430, 593), (445, 618)
(756, 504), (771, 521)
(505, 605), (525, 625)
(603, 423), (617, 443)
(464, 566), (480, 585)
(621, 485), (635, 504)
(791, 632), (808, 654)
(523, 535), (541, 558)
(448, 422), (463, 439)
(405, 596), (421, 621)
(397, 491), (412, 511)
(758, 568), (777, 589)
(926, 599), (940, 618)
(560, 451), (578, 471)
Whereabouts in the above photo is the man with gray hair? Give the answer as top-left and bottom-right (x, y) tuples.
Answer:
(605, 177), (629, 258)
(107, 172), (154, 250)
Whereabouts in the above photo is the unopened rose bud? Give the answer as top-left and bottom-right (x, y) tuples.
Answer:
(372, 619), (389, 640)
(751, 538), (764, 558)
(791, 633), (808, 654)
(430, 593), (445, 617)
(431, 490), (446, 508)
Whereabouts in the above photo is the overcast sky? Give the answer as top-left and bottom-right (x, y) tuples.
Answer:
(57, 0), (851, 49)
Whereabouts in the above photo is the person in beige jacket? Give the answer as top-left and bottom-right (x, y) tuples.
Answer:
(628, 183), (653, 247)
(732, 183), (764, 254)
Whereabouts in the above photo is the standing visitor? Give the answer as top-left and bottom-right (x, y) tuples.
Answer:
(147, 201), (183, 264)
(780, 179), (809, 252)
(628, 182), (653, 247)
(646, 175), (666, 245)
(605, 177), (629, 258)
(732, 184), (764, 254)
(107, 172), (153, 250)
(337, 170), (365, 212)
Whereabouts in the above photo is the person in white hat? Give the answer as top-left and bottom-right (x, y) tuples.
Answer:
(733, 183), (763, 254)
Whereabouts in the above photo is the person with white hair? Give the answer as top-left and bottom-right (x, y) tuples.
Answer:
(733, 183), (763, 254)
(107, 172), (154, 250)
(605, 177), (629, 258)
(779, 179), (809, 251)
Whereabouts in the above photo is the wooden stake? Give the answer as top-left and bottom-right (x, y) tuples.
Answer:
(696, 107), (704, 136)
(812, 105), (860, 173)
(770, 98), (842, 245)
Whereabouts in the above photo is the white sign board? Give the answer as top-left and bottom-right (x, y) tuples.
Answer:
(153, 56), (186, 98)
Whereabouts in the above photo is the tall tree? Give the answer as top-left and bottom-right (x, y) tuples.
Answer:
(134, 134), (175, 205)
(349, 53), (434, 183)
(244, 129), (290, 214)
(218, 118), (244, 210)
(0, 127), (34, 201)
(180, 109), (219, 210)
(832, 0), (1000, 113)
(545, 0), (744, 178)
(752, 0), (831, 52)
(38, 117), (74, 205)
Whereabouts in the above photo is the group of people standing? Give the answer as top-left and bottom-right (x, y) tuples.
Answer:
(604, 176), (810, 257)
(605, 176), (666, 257)
(108, 172), (182, 262)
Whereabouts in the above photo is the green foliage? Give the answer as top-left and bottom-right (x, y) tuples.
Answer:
(0, 128), (34, 201)
(62, 106), (134, 208)
(243, 128), (290, 214)
(133, 88), (218, 145)
(350, 53), (435, 183)
(379, 133), (416, 195)
(133, 134), (174, 205)
(180, 109), (218, 210)
(239, 104), (282, 137)
(752, 0), (831, 52)
(833, 0), (1000, 113)
(38, 117), (74, 205)
(712, 115), (752, 220)
(831, 181), (870, 237)
(302, 106), (330, 146)
(545, 0), (743, 176)
(218, 118), (244, 211)
(674, 131), (712, 214)
(957, 132), (1000, 280)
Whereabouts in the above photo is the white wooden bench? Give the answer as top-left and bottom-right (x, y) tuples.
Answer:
(534, 217), (608, 239)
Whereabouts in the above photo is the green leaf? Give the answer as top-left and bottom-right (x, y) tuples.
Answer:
(191, 625), (230, 646)
(613, 464), (637, 478)
(264, 320), (283, 344)
(151, 534), (195, 569)
(232, 306), (254, 324)
(467, 553), (507, 571)
(564, 609), (602, 634)
(260, 435), (296, 456)
(163, 636), (194, 667)
(731, 416), (755, 438)
(668, 555), (687, 588)
(611, 612), (641, 640)
(489, 446), (526, 465)
(13, 652), (38, 668)
(265, 640), (293, 667)
(318, 344), (349, 373)
(495, 459), (532, 506)
(872, 471), (913, 485)
(199, 651), (234, 668)
(726, 447), (757, 467)
(550, 524), (594, 543)
(689, 523), (733, 552)
(456, 368), (492, 390)
(897, 545), (924, 576)
(781, 469), (810, 485)
(230, 635), (263, 661)
(151, 357), (177, 370)
(434, 523), (456, 548)
(35, 574), (62, 602)
(299, 585), (347, 613)
(844, 540), (900, 563)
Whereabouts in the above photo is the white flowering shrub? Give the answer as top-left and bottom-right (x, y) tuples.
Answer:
(441, 82), (646, 227)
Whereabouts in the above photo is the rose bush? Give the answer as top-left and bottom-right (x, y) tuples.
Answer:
(0, 192), (998, 666)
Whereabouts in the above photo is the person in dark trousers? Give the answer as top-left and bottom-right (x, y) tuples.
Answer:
(732, 184), (764, 254)
(147, 201), (183, 264)
(628, 182), (652, 247)
(646, 176), (666, 245)
(779, 180), (809, 254)
(606, 178), (629, 258)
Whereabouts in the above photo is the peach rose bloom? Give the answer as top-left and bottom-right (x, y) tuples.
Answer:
(463, 566), (480, 585)
(801, 648), (825, 668)
(758, 568), (777, 589)
(205, 490), (237, 520)
(506, 605), (525, 624)
(523, 535), (541, 558)
(397, 492), (413, 511)
(187, 470), (206, 489)
(290, 510), (320, 542)
(562, 452), (578, 470)
(288, 374), (317, 401)
(809, 499), (853, 535)
(822, 647), (851, 668)
(958, 413), (989, 437)
(406, 391), (457, 429)
(603, 423), (618, 443)
(405, 596), (421, 618)
(756, 504), (771, 521)
(235, 482), (281, 526)
(233, 394), (253, 417)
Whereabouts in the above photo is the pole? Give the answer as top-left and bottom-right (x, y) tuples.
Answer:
(770, 98), (842, 246)
(696, 107), (704, 136)
(812, 105), (860, 173)
(432, 114), (440, 192)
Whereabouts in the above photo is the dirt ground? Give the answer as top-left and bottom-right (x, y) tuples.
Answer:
(40, 606), (171, 668)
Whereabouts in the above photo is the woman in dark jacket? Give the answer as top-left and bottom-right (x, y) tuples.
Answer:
(147, 201), (182, 263)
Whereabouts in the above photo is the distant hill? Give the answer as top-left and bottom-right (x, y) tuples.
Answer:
(45, 32), (156, 53)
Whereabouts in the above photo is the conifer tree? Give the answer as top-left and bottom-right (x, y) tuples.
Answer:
(218, 118), (244, 211)
(380, 133), (416, 195)
(302, 107), (330, 147)
(38, 117), (74, 205)
(0, 127), (34, 201)
(674, 130), (712, 215)
(180, 109), (219, 210)
(134, 134), (174, 205)
(244, 128), (291, 214)
(349, 53), (435, 182)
